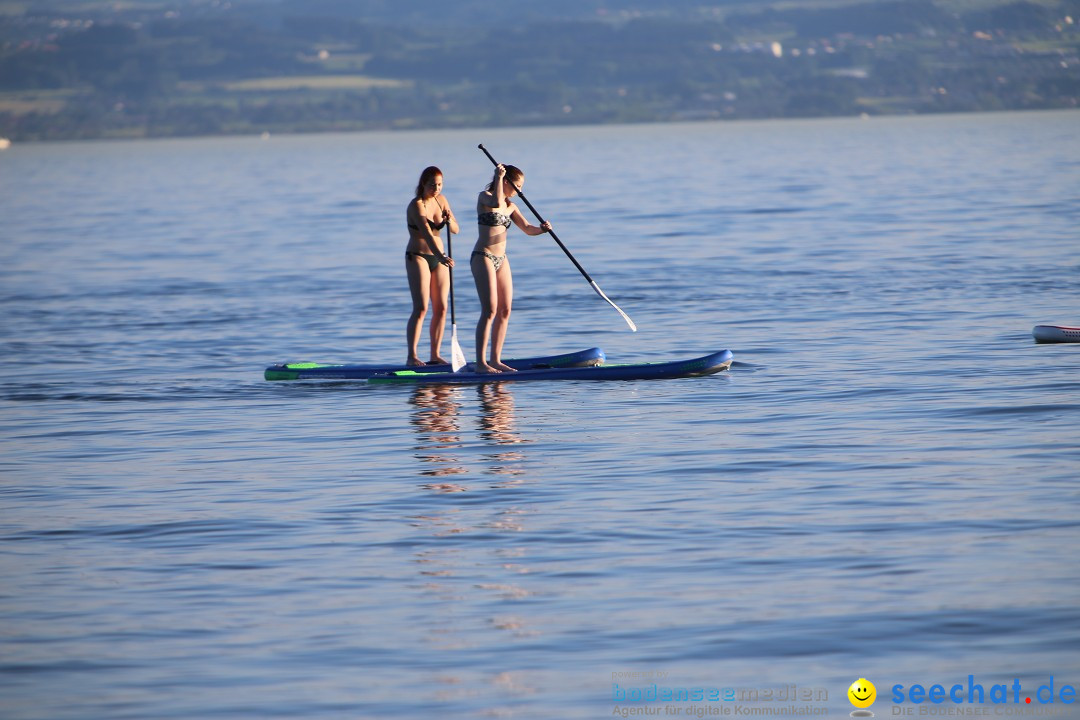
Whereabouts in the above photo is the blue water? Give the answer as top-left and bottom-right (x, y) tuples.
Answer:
(1, 111), (1078, 719)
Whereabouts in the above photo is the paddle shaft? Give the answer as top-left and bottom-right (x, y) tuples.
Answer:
(478, 144), (594, 284)
(445, 222), (456, 325)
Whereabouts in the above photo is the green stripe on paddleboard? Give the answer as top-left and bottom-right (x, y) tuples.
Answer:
(371, 363), (656, 383)
(370, 370), (431, 384)
(264, 362), (335, 379)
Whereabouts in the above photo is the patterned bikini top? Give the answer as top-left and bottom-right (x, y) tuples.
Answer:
(478, 211), (512, 229)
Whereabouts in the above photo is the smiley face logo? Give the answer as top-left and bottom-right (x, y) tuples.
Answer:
(848, 678), (876, 709)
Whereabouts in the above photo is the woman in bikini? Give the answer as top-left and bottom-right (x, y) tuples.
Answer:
(471, 163), (551, 374)
(405, 166), (459, 367)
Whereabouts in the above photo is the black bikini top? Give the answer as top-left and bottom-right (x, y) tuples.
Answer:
(410, 198), (448, 232)
(408, 217), (446, 232)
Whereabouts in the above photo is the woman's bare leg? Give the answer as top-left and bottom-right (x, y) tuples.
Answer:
(471, 253), (500, 373)
(489, 257), (515, 372)
(405, 256), (430, 367)
(428, 264), (449, 364)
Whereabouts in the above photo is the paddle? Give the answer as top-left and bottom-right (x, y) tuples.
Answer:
(445, 217), (467, 372)
(478, 144), (637, 332)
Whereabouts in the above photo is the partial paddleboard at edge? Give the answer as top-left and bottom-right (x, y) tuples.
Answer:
(1033, 325), (1080, 344)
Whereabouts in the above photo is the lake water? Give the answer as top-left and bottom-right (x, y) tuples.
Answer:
(1, 111), (1078, 719)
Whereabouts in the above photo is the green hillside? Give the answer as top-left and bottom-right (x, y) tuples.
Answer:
(1, 0), (1077, 140)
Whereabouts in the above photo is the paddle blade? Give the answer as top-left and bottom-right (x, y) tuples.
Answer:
(589, 281), (637, 332)
(450, 324), (467, 372)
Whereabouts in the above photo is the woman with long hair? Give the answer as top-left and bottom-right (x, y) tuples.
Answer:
(470, 163), (551, 373)
(405, 166), (459, 366)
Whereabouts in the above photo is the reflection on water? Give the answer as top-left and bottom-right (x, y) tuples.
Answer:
(405, 381), (542, 714)
(408, 384), (468, 487)
(477, 383), (529, 480)
(407, 382), (532, 486)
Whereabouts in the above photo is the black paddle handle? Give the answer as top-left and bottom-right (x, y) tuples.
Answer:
(478, 144), (595, 284)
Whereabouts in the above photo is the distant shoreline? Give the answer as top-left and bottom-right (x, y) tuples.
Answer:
(4, 106), (1078, 145)
(3, 0), (1077, 144)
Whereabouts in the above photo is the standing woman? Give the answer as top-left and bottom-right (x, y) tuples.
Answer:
(405, 166), (459, 366)
(471, 163), (551, 373)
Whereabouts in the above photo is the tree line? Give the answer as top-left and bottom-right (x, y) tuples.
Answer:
(1, 0), (1077, 140)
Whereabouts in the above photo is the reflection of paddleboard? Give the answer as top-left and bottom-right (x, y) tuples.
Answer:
(264, 347), (605, 381)
(369, 350), (733, 385)
(1032, 325), (1080, 344)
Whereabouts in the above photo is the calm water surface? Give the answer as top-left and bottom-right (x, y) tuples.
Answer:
(1, 111), (1078, 719)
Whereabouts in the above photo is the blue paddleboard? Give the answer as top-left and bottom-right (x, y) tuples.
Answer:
(368, 350), (733, 385)
(264, 347), (605, 381)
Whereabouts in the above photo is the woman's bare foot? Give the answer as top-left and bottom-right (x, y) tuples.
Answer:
(475, 362), (502, 374)
(427, 356), (449, 365)
(406, 356), (425, 367)
(491, 360), (517, 372)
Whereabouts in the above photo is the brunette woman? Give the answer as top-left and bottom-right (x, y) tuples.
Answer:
(470, 163), (551, 373)
(405, 166), (459, 366)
